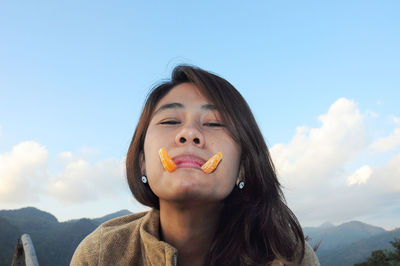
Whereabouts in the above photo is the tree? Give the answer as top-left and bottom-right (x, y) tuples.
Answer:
(366, 250), (389, 266)
(387, 238), (400, 262)
(355, 238), (400, 266)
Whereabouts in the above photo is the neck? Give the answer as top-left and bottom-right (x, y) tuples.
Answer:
(159, 201), (222, 266)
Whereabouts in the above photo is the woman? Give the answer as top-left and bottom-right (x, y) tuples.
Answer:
(71, 65), (320, 266)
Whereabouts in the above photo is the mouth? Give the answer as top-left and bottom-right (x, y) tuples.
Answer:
(172, 154), (206, 170)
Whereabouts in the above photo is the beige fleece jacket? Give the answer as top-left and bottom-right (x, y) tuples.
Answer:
(70, 209), (320, 266)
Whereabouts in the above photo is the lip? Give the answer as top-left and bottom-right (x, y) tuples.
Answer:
(172, 154), (206, 170)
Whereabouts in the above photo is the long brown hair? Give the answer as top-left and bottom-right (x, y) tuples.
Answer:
(126, 65), (305, 265)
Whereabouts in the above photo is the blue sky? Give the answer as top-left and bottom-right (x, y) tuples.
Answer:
(1, 1), (399, 229)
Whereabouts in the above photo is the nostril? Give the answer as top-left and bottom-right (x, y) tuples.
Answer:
(193, 138), (200, 144)
(180, 137), (186, 143)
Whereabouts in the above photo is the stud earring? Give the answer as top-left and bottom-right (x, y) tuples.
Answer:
(236, 177), (245, 189)
(236, 166), (245, 189)
(141, 175), (148, 183)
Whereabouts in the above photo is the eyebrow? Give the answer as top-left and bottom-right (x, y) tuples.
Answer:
(153, 102), (217, 115)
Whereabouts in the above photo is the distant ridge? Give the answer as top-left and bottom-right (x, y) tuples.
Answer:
(304, 221), (335, 234)
(0, 207), (398, 266)
(0, 207), (133, 266)
(303, 221), (400, 266)
(93, 209), (132, 225)
(319, 228), (400, 266)
(65, 209), (132, 224)
(318, 222), (335, 229)
(304, 220), (386, 252)
(0, 207), (58, 224)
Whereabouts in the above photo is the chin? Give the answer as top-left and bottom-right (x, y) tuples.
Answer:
(159, 185), (229, 207)
(160, 182), (213, 203)
(152, 170), (230, 203)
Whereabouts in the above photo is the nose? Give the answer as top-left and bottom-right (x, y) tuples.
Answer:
(175, 124), (205, 147)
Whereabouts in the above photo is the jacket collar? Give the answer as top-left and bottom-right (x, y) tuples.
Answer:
(140, 209), (178, 265)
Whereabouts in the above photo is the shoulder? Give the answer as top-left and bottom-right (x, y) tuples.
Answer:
(272, 241), (320, 266)
(299, 241), (320, 266)
(100, 210), (149, 230)
(70, 211), (150, 266)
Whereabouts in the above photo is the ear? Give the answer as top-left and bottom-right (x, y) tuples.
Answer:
(239, 163), (245, 179)
(236, 163), (245, 183)
(139, 151), (146, 175)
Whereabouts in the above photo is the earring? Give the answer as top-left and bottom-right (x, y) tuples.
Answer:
(141, 175), (148, 183)
(236, 178), (245, 189)
(236, 166), (245, 189)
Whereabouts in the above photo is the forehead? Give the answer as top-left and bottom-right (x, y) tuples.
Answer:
(155, 83), (210, 109)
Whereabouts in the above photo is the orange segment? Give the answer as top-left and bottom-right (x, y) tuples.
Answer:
(201, 152), (222, 174)
(158, 148), (177, 172)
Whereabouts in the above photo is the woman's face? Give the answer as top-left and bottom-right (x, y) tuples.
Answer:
(143, 83), (241, 205)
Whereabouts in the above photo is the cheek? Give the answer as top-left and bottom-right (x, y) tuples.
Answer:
(143, 151), (164, 196)
(144, 143), (160, 176)
(143, 132), (160, 176)
(218, 143), (241, 188)
(222, 157), (240, 182)
(222, 139), (241, 170)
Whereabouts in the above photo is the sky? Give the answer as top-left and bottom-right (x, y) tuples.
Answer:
(0, 1), (399, 230)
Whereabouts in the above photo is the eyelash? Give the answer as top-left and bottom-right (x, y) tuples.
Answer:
(159, 121), (225, 127)
(203, 122), (224, 127)
(160, 120), (180, 125)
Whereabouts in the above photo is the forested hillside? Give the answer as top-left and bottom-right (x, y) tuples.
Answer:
(0, 207), (131, 266)
(0, 207), (398, 266)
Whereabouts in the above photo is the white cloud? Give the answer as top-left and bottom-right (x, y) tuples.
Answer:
(372, 153), (400, 192)
(77, 146), (101, 159)
(269, 98), (400, 227)
(346, 165), (372, 186)
(57, 151), (74, 160)
(0, 141), (49, 204)
(282, 150), (400, 226)
(270, 98), (367, 188)
(365, 110), (378, 118)
(391, 116), (400, 126)
(371, 128), (400, 153)
(0, 141), (129, 206)
(47, 157), (126, 204)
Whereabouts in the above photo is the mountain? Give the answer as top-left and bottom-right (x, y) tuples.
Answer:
(304, 222), (335, 235)
(0, 207), (58, 230)
(304, 220), (387, 253)
(0, 207), (132, 266)
(319, 228), (400, 266)
(65, 209), (132, 225)
(93, 209), (132, 225)
(0, 207), (398, 266)
(318, 222), (335, 230)
(0, 216), (22, 266)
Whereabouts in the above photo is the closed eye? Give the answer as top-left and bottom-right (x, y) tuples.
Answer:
(159, 120), (180, 125)
(203, 122), (225, 127)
